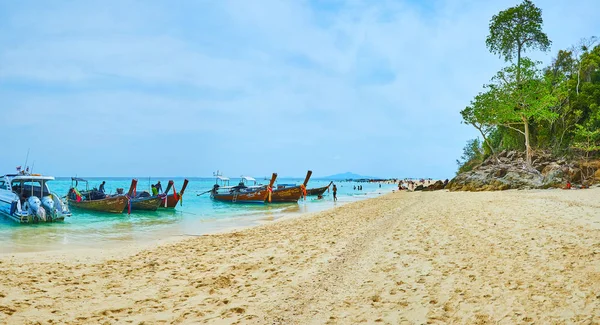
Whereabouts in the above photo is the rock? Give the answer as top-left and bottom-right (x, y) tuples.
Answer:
(493, 168), (507, 178)
(423, 181), (445, 191)
(448, 151), (598, 191)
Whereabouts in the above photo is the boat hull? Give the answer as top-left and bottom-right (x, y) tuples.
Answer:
(159, 179), (188, 208)
(0, 183), (70, 223)
(130, 196), (163, 211)
(0, 198), (68, 223)
(307, 182), (332, 196)
(211, 188), (269, 203)
(161, 194), (180, 208)
(269, 186), (303, 203)
(67, 195), (128, 214)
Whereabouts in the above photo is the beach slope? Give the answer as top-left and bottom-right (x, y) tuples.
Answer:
(1, 189), (599, 324)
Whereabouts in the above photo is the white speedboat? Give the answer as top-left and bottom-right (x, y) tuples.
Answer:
(0, 173), (71, 223)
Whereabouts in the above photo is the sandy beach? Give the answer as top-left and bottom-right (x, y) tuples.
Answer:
(1, 188), (599, 324)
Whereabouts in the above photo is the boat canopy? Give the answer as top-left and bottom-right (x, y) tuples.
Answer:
(71, 177), (88, 182)
(241, 176), (256, 182)
(6, 175), (55, 181)
(216, 176), (230, 181)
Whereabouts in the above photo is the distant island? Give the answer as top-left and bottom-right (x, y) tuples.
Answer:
(317, 172), (379, 180)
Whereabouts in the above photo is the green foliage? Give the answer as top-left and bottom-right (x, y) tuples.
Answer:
(458, 1), (600, 174)
(572, 124), (600, 153)
(456, 138), (484, 174)
(572, 123), (600, 182)
(485, 58), (558, 124)
(486, 0), (551, 65)
(461, 57), (558, 166)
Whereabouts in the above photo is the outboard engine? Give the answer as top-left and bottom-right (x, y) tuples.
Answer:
(41, 196), (55, 221)
(27, 196), (47, 222)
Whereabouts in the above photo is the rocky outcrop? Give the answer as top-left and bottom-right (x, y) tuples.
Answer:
(447, 150), (588, 191)
(413, 185), (425, 191)
(423, 180), (446, 191)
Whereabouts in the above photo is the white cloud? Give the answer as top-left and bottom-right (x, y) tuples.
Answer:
(0, 0), (598, 177)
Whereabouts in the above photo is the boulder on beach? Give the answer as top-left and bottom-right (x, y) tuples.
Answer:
(447, 150), (590, 191)
(423, 180), (446, 191)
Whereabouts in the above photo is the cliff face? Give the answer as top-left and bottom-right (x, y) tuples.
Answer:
(447, 150), (598, 191)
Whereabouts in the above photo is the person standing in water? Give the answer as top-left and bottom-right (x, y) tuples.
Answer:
(332, 184), (338, 202)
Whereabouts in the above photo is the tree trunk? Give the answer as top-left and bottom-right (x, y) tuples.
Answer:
(522, 116), (532, 167)
(475, 126), (497, 160)
(517, 44), (522, 83)
(577, 60), (581, 95)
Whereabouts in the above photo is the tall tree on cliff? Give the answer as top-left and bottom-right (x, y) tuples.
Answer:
(484, 0), (552, 166)
(461, 58), (558, 167)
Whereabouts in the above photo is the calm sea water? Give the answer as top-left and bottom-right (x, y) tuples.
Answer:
(0, 177), (396, 253)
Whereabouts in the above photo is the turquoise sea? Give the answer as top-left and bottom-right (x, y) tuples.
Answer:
(0, 177), (396, 253)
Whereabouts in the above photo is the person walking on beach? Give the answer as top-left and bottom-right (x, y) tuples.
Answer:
(332, 184), (338, 202)
(155, 181), (163, 194)
(99, 181), (106, 193)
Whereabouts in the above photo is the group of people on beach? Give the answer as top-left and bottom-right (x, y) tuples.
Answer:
(396, 178), (448, 191)
(398, 180), (420, 191)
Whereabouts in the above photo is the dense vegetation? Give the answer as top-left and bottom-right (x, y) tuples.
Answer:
(458, 0), (600, 175)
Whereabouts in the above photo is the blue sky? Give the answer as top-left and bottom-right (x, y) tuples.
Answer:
(1, 0), (598, 178)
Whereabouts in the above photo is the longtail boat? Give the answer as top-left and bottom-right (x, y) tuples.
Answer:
(129, 180), (171, 211)
(211, 173), (277, 203)
(160, 179), (188, 208)
(67, 178), (136, 213)
(269, 170), (312, 203)
(306, 181), (333, 196)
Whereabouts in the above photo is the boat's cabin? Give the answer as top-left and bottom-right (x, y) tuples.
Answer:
(215, 175), (230, 187)
(68, 177), (108, 201)
(239, 176), (259, 187)
(1, 175), (54, 202)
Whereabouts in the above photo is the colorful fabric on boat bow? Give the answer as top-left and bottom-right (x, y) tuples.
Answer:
(73, 188), (83, 202)
(267, 186), (272, 203)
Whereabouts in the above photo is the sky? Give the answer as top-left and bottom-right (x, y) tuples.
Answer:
(1, 0), (598, 179)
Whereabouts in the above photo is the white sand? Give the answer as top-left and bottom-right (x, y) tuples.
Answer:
(1, 188), (599, 324)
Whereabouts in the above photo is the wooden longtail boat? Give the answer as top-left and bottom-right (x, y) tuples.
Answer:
(129, 180), (171, 211)
(269, 170), (312, 203)
(160, 179), (188, 208)
(306, 181), (333, 196)
(211, 173), (277, 203)
(67, 178), (137, 214)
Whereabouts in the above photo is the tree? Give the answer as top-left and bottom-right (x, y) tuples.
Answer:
(461, 104), (497, 158)
(456, 138), (484, 174)
(571, 37), (598, 95)
(486, 0), (551, 80)
(464, 58), (558, 166)
(572, 124), (600, 183)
